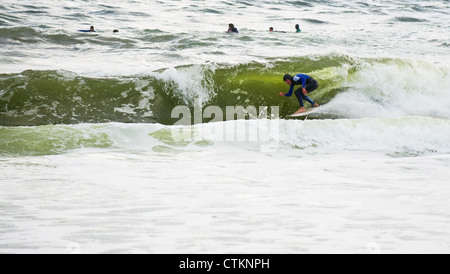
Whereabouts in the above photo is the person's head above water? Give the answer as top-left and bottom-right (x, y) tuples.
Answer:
(227, 23), (238, 33)
(90, 26), (95, 32)
(283, 74), (293, 84)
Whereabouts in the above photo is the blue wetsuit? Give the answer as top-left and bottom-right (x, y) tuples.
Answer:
(285, 74), (318, 107)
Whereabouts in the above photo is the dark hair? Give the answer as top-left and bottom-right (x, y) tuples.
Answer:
(283, 74), (293, 81)
(295, 24), (299, 29)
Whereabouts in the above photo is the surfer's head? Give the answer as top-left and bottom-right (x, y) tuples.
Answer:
(283, 74), (293, 85)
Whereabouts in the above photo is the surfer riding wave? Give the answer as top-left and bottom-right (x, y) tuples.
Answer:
(279, 73), (320, 114)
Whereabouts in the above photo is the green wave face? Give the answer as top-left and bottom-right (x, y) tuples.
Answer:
(0, 70), (161, 126)
(1, 55), (448, 126)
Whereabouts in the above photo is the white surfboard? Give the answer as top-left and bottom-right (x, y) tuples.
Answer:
(286, 107), (320, 118)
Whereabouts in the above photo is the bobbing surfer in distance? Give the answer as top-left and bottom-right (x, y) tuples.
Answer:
(279, 74), (319, 114)
(78, 26), (95, 33)
(226, 23), (239, 33)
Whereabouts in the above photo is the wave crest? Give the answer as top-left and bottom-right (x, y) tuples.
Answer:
(1, 55), (449, 126)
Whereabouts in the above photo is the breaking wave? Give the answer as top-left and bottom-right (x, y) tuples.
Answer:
(1, 54), (449, 126)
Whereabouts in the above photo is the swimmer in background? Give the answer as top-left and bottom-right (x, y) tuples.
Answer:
(269, 27), (286, 33)
(226, 23), (239, 33)
(79, 26), (96, 32)
(295, 24), (301, 33)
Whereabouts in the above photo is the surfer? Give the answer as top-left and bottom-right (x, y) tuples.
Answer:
(279, 74), (319, 114)
(79, 26), (95, 33)
(226, 23), (239, 33)
(295, 24), (301, 33)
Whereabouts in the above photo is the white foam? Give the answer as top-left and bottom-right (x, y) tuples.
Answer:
(2, 121), (450, 253)
(324, 59), (450, 119)
(155, 64), (217, 106)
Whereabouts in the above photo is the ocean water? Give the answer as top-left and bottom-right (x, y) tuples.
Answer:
(1, 0), (450, 254)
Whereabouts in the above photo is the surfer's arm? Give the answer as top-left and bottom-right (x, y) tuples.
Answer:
(284, 85), (294, 97)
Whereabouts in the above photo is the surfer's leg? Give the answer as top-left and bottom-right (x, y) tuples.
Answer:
(304, 79), (319, 106)
(302, 95), (316, 106)
(294, 89), (307, 113)
(305, 79), (319, 93)
(294, 88), (305, 107)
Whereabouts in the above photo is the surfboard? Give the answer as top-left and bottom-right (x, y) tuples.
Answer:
(286, 107), (320, 118)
